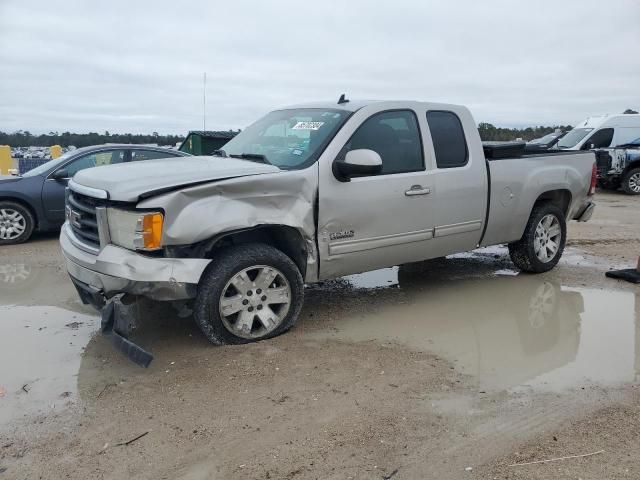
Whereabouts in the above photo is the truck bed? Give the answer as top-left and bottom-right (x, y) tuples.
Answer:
(482, 141), (580, 160)
(480, 150), (595, 247)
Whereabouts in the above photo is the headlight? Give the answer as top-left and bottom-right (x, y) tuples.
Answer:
(106, 208), (164, 251)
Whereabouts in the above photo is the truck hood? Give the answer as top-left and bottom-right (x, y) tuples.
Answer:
(72, 156), (282, 202)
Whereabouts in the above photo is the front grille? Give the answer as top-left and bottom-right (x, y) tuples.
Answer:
(66, 191), (104, 249)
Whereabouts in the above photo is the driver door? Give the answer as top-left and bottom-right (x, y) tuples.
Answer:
(317, 109), (436, 279)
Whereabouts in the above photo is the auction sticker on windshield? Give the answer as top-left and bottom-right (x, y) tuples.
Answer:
(292, 121), (324, 130)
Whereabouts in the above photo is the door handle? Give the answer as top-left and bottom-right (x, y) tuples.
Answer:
(405, 185), (431, 196)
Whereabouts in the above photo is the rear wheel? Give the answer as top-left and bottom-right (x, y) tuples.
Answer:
(0, 201), (35, 245)
(622, 167), (640, 195)
(194, 243), (304, 345)
(508, 203), (566, 273)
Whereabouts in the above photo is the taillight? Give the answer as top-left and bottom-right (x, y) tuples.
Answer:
(589, 163), (597, 196)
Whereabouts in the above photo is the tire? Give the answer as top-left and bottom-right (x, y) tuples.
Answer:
(193, 243), (304, 345)
(508, 203), (566, 273)
(621, 167), (640, 195)
(0, 201), (35, 245)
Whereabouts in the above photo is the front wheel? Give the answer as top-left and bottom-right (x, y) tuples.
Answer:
(508, 203), (566, 273)
(622, 167), (640, 195)
(193, 243), (304, 345)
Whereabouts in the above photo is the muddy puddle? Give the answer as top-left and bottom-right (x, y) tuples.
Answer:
(0, 262), (100, 427)
(311, 256), (639, 392)
(0, 246), (637, 429)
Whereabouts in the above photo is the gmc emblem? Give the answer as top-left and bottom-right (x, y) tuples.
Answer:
(69, 209), (82, 229)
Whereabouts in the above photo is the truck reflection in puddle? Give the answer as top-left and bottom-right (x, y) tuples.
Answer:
(0, 262), (80, 308)
(0, 263), (99, 427)
(309, 261), (638, 392)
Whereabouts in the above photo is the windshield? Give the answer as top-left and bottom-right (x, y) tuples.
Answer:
(22, 151), (75, 177)
(221, 108), (351, 169)
(556, 128), (593, 149)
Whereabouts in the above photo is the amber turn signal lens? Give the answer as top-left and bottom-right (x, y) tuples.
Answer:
(141, 213), (163, 250)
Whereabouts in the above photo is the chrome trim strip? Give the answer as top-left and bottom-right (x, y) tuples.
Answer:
(95, 207), (111, 249)
(329, 228), (433, 255)
(68, 179), (108, 199)
(434, 220), (483, 238)
(63, 222), (100, 255)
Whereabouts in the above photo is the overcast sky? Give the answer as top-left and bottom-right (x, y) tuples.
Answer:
(0, 0), (638, 134)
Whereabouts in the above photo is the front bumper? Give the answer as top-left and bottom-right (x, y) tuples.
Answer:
(60, 223), (211, 302)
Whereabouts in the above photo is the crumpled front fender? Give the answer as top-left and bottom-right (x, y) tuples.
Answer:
(138, 167), (319, 281)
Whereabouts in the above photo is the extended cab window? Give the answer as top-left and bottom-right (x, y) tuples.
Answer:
(426, 111), (468, 168)
(347, 110), (424, 174)
(581, 128), (614, 150)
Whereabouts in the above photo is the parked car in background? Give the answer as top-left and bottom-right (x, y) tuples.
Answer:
(556, 114), (640, 151)
(595, 137), (640, 194)
(0, 144), (191, 244)
(60, 99), (596, 356)
(524, 130), (566, 153)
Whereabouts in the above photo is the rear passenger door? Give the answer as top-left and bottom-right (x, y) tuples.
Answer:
(318, 109), (437, 278)
(426, 110), (487, 254)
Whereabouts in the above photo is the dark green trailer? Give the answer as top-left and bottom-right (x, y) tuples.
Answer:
(179, 130), (238, 155)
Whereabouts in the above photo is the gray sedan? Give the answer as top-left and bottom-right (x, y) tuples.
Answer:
(0, 144), (190, 244)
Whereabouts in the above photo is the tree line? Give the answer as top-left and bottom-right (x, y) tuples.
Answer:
(0, 131), (186, 148)
(4, 108), (639, 147)
(3, 126), (570, 147)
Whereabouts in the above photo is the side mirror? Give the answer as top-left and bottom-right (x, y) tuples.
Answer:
(333, 149), (382, 181)
(51, 168), (69, 180)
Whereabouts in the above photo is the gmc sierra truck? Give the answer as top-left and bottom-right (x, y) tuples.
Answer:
(60, 99), (596, 360)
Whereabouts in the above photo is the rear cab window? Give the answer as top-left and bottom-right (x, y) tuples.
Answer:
(426, 111), (468, 168)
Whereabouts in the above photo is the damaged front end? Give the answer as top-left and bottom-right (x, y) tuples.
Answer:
(71, 276), (153, 367)
(100, 294), (154, 368)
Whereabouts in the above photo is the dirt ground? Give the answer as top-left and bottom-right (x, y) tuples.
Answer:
(0, 190), (639, 480)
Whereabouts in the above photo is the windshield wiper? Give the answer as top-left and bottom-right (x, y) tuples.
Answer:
(211, 149), (227, 157)
(229, 153), (271, 165)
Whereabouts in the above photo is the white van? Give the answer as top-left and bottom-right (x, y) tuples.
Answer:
(556, 114), (640, 150)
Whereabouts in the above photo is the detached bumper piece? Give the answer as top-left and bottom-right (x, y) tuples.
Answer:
(101, 295), (154, 368)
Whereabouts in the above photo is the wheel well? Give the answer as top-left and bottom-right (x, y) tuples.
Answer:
(533, 189), (572, 217)
(203, 225), (308, 277)
(623, 160), (640, 176)
(0, 196), (38, 228)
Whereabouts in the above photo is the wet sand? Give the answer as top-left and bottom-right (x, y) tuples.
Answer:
(0, 190), (638, 479)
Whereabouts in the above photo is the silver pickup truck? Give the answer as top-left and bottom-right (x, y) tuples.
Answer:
(61, 99), (596, 354)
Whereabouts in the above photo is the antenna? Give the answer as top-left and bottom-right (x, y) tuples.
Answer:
(337, 93), (349, 104)
(203, 72), (207, 131)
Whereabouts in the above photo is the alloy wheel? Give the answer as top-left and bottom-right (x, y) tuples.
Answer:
(0, 208), (26, 240)
(534, 214), (562, 263)
(218, 265), (292, 339)
(628, 172), (640, 193)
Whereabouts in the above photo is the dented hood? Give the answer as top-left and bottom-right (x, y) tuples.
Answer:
(72, 155), (281, 202)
